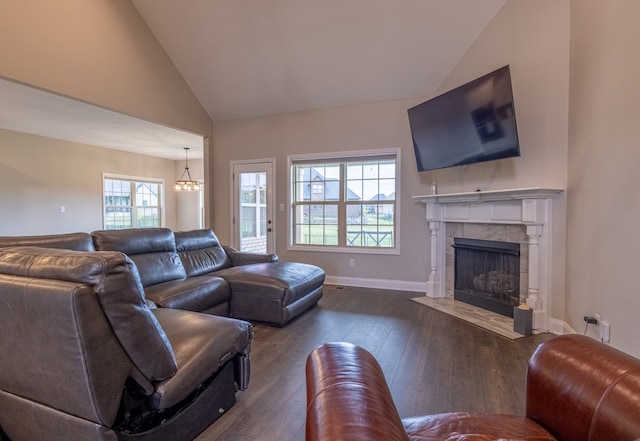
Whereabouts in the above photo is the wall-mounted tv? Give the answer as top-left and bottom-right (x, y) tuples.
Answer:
(408, 65), (521, 172)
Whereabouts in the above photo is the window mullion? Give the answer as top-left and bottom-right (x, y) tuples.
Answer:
(130, 182), (138, 228)
(337, 163), (347, 247)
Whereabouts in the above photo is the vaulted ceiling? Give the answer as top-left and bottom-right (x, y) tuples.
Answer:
(132, 0), (506, 121)
(0, 1), (506, 159)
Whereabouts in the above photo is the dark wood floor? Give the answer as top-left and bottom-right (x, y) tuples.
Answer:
(197, 285), (554, 441)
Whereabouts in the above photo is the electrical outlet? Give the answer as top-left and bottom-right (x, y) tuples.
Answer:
(600, 320), (610, 343)
(348, 258), (355, 268)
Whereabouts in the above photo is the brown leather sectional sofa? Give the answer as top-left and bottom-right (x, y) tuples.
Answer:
(0, 227), (325, 326)
(305, 335), (640, 441)
(0, 227), (324, 440)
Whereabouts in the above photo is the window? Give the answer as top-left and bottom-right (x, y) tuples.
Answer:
(103, 175), (163, 230)
(289, 149), (399, 252)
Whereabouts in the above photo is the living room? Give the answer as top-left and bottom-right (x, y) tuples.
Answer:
(0, 0), (638, 362)
(2, 1), (640, 439)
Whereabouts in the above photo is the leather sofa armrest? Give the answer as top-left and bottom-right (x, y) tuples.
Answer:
(223, 245), (278, 266)
(306, 342), (409, 441)
(526, 334), (640, 441)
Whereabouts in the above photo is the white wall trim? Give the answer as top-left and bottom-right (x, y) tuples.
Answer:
(325, 275), (426, 293)
(549, 318), (575, 336)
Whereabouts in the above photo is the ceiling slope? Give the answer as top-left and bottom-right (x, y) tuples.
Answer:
(132, 0), (506, 121)
(1, 1), (505, 158)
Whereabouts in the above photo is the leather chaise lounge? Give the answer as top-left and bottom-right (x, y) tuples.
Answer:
(305, 335), (640, 441)
(0, 246), (253, 441)
(174, 229), (325, 326)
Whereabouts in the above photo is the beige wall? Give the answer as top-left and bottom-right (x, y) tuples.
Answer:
(433, 1), (571, 325)
(211, 0), (570, 291)
(567, 0), (640, 356)
(0, 0), (213, 231)
(0, 0), (211, 137)
(0, 129), (179, 235)
(213, 99), (428, 287)
(430, 0), (570, 193)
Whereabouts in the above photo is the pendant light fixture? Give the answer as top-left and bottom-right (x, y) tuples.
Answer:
(174, 147), (200, 191)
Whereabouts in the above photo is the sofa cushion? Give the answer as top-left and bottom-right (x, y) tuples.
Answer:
(150, 308), (253, 409)
(0, 247), (177, 382)
(144, 275), (231, 312)
(174, 229), (232, 275)
(93, 228), (186, 287)
(0, 232), (95, 251)
(402, 413), (556, 441)
(442, 436), (555, 441)
(219, 261), (325, 323)
(217, 261), (325, 301)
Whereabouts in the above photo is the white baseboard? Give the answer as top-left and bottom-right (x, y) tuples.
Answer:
(547, 318), (575, 335)
(324, 275), (427, 293)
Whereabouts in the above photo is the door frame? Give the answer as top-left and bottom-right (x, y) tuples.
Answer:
(230, 158), (276, 253)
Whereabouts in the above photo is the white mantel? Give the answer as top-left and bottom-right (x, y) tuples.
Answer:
(413, 187), (563, 330)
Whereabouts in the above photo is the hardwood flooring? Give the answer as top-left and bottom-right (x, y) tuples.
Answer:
(196, 285), (554, 441)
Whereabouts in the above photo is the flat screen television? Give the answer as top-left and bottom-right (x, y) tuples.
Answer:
(408, 65), (521, 172)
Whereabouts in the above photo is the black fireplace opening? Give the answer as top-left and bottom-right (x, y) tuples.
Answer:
(453, 237), (520, 318)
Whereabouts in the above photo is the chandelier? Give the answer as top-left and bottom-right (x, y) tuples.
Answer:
(174, 147), (200, 191)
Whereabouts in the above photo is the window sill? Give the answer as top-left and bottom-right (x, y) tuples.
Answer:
(287, 244), (400, 255)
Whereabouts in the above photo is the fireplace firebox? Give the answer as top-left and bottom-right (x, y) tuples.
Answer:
(453, 237), (520, 318)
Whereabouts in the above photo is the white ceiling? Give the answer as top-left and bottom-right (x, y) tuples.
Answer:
(0, 0), (506, 159)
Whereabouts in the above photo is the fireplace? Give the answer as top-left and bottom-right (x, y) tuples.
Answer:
(414, 187), (564, 331)
(453, 237), (520, 317)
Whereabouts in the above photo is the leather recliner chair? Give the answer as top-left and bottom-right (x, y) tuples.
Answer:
(306, 336), (640, 441)
(0, 246), (253, 441)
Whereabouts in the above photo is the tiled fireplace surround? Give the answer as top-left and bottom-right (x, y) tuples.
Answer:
(414, 188), (563, 331)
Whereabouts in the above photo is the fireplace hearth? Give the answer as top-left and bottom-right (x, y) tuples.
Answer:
(453, 237), (520, 318)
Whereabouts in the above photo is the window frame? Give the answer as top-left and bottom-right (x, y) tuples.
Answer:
(102, 173), (165, 230)
(287, 148), (401, 255)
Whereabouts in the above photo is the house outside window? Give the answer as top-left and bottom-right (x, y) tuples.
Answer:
(103, 175), (163, 230)
(289, 149), (400, 253)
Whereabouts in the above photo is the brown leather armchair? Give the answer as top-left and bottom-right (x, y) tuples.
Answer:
(0, 246), (253, 441)
(306, 335), (640, 441)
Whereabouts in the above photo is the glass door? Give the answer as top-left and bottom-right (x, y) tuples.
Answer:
(232, 161), (275, 253)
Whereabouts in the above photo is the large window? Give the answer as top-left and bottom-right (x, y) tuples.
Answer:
(103, 175), (163, 230)
(290, 150), (399, 252)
